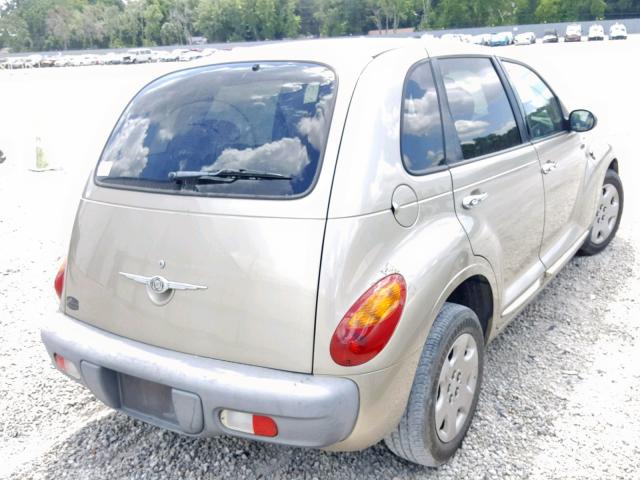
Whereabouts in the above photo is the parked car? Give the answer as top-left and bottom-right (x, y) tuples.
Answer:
(179, 49), (205, 61)
(168, 48), (189, 61)
(69, 54), (98, 67)
(24, 54), (43, 68)
(54, 55), (73, 67)
(440, 33), (464, 42)
(471, 33), (491, 46)
(514, 31), (536, 45)
(40, 55), (60, 68)
(564, 24), (582, 42)
(123, 48), (152, 64)
(490, 31), (513, 46)
(609, 22), (627, 40)
(0, 57), (7, 70)
(542, 29), (559, 43)
(102, 52), (124, 65)
(7, 56), (27, 69)
(43, 38), (623, 467)
(588, 24), (605, 41)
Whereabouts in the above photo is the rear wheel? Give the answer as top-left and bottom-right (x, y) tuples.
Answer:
(384, 303), (484, 466)
(579, 169), (623, 256)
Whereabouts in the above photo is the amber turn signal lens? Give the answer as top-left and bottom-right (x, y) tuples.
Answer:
(330, 274), (407, 366)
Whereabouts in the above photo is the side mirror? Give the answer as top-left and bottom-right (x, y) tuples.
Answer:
(569, 109), (597, 132)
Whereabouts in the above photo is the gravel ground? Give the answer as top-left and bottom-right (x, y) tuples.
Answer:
(1, 38), (640, 479)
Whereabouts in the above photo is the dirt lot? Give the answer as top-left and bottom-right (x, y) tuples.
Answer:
(1, 38), (639, 479)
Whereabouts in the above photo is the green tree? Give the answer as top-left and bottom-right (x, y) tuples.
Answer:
(0, 13), (32, 51)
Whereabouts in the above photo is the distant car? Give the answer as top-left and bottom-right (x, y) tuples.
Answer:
(40, 55), (60, 68)
(69, 55), (98, 67)
(565, 24), (582, 42)
(167, 49), (188, 61)
(490, 31), (513, 46)
(69, 55), (83, 67)
(102, 52), (123, 65)
(440, 33), (463, 42)
(471, 34), (491, 46)
(151, 50), (168, 62)
(24, 54), (43, 68)
(514, 32), (536, 45)
(153, 50), (172, 62)
(0, 57), (7, 70)
(609, 23), (627, 40)
(542, 29), (559, 43)
(179, 49), (204, 62)
(8, 57), (27, 69)
(123, 48), (152, 64)
(54, 56), (72, 67)
(588, 24), (605, 41)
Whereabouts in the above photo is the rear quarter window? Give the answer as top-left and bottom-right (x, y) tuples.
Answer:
(401, 61), (445, 174)
(95, 62), (336, 199)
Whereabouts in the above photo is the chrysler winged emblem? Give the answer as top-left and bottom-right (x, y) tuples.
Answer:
(119, 272), (207, 305)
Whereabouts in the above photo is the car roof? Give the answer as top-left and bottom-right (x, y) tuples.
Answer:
(194, 36), (495, 75)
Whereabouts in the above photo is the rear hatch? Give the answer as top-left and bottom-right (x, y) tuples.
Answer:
(64, 62), (338, 373)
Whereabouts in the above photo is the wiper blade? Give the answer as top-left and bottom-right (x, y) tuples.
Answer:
(168, 169), (292, 183)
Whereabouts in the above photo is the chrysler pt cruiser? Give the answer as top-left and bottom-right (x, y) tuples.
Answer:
(43, 38), (623, 466)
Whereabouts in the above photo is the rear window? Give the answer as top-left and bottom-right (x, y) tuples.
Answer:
(95, 62), (336, 198)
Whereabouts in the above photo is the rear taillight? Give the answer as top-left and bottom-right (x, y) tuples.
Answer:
(54, 259), (66, 299)
(330, 274), (407, 366)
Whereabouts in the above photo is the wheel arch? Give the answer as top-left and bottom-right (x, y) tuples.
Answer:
(429, 261), (499, 344)
(445, 274), (494, 342)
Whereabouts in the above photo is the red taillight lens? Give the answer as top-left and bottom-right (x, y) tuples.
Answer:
(54, 259), (66, 299)
(54, 353), (66, 371)
(252, 415), (278, 437)
(330, 274), (407, 366)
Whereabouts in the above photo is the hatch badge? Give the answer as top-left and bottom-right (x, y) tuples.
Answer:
(119, 272), (207, 305)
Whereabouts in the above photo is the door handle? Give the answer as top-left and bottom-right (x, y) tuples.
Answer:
(462, 192), (489, 209)
(541, 161), (558, 174)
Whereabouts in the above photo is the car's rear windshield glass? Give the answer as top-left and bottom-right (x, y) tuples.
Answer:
(95, 62), (336, 198)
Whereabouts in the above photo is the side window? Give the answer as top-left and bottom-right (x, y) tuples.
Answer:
(503, 61), (565, 139)
(401, 61), (445, 174)
(439, 57), (521, 161)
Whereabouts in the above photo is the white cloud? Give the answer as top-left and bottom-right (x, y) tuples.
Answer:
(454, 119), (490, 138)
(403, 90), (441, 136)
(103, 116), (150, 177)
(207, 137), (309, 176)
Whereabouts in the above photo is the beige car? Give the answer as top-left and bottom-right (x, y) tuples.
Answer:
(43, 38), (623, 466)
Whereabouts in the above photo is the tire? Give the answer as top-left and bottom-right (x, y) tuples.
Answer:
(384, 303), (484, 466)
(579, 169), (623, 256)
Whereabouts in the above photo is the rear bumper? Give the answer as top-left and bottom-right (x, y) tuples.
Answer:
(41, 312), (359, 448)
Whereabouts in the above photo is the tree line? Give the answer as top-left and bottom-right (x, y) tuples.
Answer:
(1, 0), (639, 52)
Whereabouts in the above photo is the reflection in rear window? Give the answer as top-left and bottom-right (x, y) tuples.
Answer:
(95, 62), (336, 198)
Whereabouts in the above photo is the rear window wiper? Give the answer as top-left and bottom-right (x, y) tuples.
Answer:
(168, 169), (292, 184)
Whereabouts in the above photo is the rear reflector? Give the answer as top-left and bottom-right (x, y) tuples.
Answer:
(219, 409), (278, 437)
(53, 353), (81, 380)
